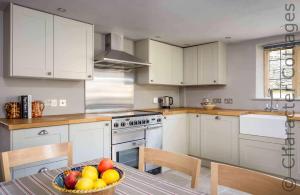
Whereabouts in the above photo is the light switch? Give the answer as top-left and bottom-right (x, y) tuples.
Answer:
(153, 97), (158, 104)
(51, 99), (58, 107)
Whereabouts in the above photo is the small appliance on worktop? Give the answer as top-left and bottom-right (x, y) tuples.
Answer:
(109, 110), (163, 174)
(158, 96), (173, 108)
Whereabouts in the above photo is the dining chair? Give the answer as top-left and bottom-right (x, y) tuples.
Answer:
(211, 162), (300, 195)
(138, 146), (201, 188)
(0, 142), (73, 182)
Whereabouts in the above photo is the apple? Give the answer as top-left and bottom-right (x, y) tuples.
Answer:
(64, 171), (81, 189)
(98, 159), (114, 173)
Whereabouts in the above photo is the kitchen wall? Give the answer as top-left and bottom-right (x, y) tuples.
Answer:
(0, 11), (85, 117)
(183, 33), (300, 112)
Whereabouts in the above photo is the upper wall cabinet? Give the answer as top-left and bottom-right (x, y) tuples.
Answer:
(135, 39), (183, 85)
(4, 4), (94, 80)
(54, 16), (93, 80)
(183, 42), (227, 85)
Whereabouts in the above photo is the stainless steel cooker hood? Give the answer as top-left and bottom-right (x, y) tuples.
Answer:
(94, 33), (150, 70)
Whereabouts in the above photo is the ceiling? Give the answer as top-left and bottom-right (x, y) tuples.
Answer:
(0, 0), (298, 46)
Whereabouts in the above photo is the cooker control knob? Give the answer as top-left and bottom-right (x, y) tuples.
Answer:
(113, 123), (119, 128)
(134, 121), (138, 125)
(121, 122), (126, 127)
(142, 120), (146, 124)
(157, 118), (162, 123)
(138, 120), (142, 125)
(129, 121), (134, 126)
(146, 119), (150, 124)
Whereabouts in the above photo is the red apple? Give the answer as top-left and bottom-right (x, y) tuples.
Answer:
(64, 171), (81, 189)
(98, 159), (114, 173)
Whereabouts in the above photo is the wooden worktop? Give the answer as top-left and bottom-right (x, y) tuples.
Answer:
(1, 107), (299, 130)
(0, 113), (112, 130)
(144, 107), (300, 120)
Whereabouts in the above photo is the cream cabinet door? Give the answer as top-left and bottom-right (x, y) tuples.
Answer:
(240, 139), (288, 177)
(171, 46), (183, 85)
(11, 5), (53, 78)
(201, 115), (239, 165)
(69, 122), (111, 164)
(188, 114), (201, 157)
(163, 114), (188, 154)
(183, 46), (198, 85)
(149, 40), (172, 84)
(54, 16), (93, 80)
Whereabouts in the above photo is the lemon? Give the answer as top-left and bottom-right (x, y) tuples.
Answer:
(75, 178), (94, 190)
(93, 179), (107, 189)
(101, 169), (120, 185)
(82, 166), (98, 181)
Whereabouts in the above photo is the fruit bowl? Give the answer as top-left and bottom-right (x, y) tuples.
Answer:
(52, 165), (125, 194)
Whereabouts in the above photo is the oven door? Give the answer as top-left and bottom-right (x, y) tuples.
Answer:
(112, 139), (145, 168)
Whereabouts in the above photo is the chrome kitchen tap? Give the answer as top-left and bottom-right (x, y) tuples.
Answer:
(265, 88), (279, 112)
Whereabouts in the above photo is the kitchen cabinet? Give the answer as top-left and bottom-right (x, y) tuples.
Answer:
(198, 42), (226, 85)
(183, 42), (226, 85)
(135, 39), (183, 85)
(54, 16), (94, 80)
(240, 137), (287, 177)
(4, 4), (53, 78)
(4, 4), (94, 80)
(188, 114), (201, 157)
(183, 46), (198, 85)
(162, 114), (188, 154)
(200, 115), (239, 165)
(69, 121), (111, 164)
(10, 125), (68, 179)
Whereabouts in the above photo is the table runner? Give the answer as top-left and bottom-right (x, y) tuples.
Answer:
(0, 159), (205, 195)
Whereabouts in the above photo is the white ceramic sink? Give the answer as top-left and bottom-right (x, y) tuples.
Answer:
(240, 114), (287, 139)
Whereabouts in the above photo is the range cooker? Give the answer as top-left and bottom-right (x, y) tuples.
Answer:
(110, 111), (163, 174)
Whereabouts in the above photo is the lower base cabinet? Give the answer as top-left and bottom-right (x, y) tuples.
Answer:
(188, 114), (201, 157)
(163, 114), (188, 154)
(240, 138), (287, 177)
(201, 115), (239, 165)
(69, 121), (111, 164)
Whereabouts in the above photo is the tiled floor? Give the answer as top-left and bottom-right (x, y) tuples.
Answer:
(158, 166), (250, 195)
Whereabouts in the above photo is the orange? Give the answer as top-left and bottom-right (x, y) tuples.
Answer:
(101, 169), (120, 184)
(75, 178), (94, 190)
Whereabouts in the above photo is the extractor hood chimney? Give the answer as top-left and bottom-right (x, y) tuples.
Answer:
(94, 33), (150, 70)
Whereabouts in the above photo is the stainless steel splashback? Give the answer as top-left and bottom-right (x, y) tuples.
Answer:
(85, 69), (134, 113)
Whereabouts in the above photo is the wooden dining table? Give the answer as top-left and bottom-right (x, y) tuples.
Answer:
(0, 159), (205, 195)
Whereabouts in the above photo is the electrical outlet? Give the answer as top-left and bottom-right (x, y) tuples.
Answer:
(224, 98), (233, 104)
(153, 97), (158, 104)
(59, 99), (67, 107)
(212, 98), (222, 104)
(45, 99), (52, 106)
(51, 99), (58, 107)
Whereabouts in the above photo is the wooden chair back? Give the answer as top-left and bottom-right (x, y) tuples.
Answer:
(211, 162), (300, 195)
(1, 142), (72, 182)
(139, 146), (201, 188)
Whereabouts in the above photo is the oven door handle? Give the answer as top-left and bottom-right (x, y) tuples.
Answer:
(147, 124), (162, 130)
(112, 126), (147, 134)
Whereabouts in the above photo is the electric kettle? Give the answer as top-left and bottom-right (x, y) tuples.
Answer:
(158, 96), (173, 108)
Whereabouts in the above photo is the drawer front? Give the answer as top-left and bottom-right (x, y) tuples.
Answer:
(12, 125), (68, 150)
(12, 159), (67, 179)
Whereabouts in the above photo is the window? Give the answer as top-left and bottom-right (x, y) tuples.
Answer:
(264, 45), (300, 98)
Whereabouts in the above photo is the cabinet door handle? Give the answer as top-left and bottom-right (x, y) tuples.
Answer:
(150, 80), (154, 82)
(105, 123), (110, 126)
(215, 116), (220, 120)
(87, 75), (92, 78)
(38, 130), (48, 135)
(196, 115), (199, 117)
(180, 82), (183, 85)
(47, 72), (52, 76)
(213, 80), (216, 83)
(38, 167), (49, 173)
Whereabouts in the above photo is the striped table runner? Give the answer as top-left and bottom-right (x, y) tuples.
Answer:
(0, 159), (205, 195)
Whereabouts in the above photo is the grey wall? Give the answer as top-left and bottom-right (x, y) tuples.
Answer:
(183, 34), (300, 112)
(0, 11), (85, 117)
